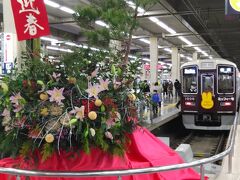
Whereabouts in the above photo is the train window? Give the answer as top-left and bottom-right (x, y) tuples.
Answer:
(182, 67), (198, 93)
(218, 66), (234, 93)
(201, 75), (214, 93)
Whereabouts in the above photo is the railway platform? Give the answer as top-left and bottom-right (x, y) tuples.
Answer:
(139, 98), (181, 131)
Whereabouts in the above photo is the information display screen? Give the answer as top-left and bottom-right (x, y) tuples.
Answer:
(183, 67), (197, 75)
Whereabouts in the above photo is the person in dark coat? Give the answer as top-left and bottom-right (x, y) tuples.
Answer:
(174, 79), (181, 98)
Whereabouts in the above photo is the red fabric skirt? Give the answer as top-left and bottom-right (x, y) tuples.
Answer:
(0, 127), (207, 180)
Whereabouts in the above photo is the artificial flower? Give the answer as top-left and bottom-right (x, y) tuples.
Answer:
(70, 106), (85, 121)
(47, 87), (65, 105)
(49, 105), (63, 116)
(85, 83), (101, 98)
(10, 92), (23, 105)
(13, 104), (24, 113)
(1, 108), (10, 117)
(60, 114), (71, 126)
(45, 120), (61, 131)
(105, 131), (113, 140)
(52, 72), (61, 81)
(81, 99), (96, 114)
(2, 116), (11, 126)
(90, 128), (96, 137)
(40, 108), (49, 116)
(91, 68), (99, 78)
(99, 78), (110, 91)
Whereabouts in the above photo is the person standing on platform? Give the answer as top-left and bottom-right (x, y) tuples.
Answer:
(162, 80), (168, 99)
(174, 79), (181, 99)
(151, 90), (161, 115)
(176, 81), (182, 109)
(168, 80), (173, 99)
(153, 82), (162, 107)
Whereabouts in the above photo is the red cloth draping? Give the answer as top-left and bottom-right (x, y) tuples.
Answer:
(0, 127), (207, 180)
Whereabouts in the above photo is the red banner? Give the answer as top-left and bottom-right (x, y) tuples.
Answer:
(11, 0), (50, 41)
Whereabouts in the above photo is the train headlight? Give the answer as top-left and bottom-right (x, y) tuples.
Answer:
(185, 101), (196, 106)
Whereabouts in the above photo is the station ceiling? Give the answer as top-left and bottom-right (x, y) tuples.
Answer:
(2, 0), (240, 67)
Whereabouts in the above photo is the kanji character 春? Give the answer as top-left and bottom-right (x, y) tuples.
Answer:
(24, 13), (44, 36)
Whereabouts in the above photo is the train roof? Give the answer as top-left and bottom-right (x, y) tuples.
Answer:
(180, 58), (238, 70)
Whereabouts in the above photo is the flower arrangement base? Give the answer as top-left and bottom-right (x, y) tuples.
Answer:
(0, 127), (207, 180)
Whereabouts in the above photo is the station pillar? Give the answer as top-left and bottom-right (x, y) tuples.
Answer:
(171, 47), (180, 82)
(2, 0), (26, 72)
(150, 37), (158, 88)
(193, 51), (198, 61)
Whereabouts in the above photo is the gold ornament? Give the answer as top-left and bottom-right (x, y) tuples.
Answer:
(94, 99), (102, 107)
(88, 111), (97, 120)
(68, 77), (77, 84)
(40, 93), (49, 101)
(40, 108), (49, 116)
(128, 93), (136, 101)
(45, 134), (54, 143)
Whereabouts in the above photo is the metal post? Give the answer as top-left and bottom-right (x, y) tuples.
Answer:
(16, 175), (20, 180)
(118, 176), (122, 180)
(200, 164), (204, 180)
(228, 150), (233, 173)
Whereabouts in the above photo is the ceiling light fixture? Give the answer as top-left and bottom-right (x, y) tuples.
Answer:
(44, 0), (60, 8)
(95, 20), (109, 28)
(164, 48), (172, 53)
(148, 17), (176, 34)
(47, 46), (73, 53)
(59, 6), (75, 14)
(139, 38), (150, 44)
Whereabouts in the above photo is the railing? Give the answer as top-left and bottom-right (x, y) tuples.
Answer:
(0, 113), (238, 180)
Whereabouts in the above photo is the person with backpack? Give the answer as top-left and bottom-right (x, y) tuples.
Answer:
(151, 90), (161, 115)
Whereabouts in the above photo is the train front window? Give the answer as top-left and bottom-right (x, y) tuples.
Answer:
(218, 66), (234, 93)
(201, 75), (214, 93)
(182, 67), (198, 94)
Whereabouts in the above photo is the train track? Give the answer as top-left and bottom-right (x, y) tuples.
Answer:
(172, 130), (229, 161)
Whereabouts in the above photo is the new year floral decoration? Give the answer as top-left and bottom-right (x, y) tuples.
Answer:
(0, 0), (153, 161)
(0, 47), (140, 160)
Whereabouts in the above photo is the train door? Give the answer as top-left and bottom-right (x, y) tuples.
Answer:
(200, 74), (215, 110)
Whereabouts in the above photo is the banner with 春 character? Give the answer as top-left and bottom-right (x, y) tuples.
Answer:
(10, 0), (50, 41)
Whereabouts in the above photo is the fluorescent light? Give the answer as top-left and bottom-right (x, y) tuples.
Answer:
(209, 56), (213, 59)
(65, 42), (77, 46)
(47, 46), (73, 53)
(178, 36), (192, 46)
(139, 38), (150, 44)
(44, 0), (60, 8)
(40, 37), (58, 43)
(59, 6), (75, 14)
(187, 57), (193, 61)
(125, 1), (145, 13)
(142, 58), (151, 62)
(148, 17), (176, 34)
(95, 20), (109, 28)
(164, 48), (172, 53)
(128, 55), (137, 59)
(180, 54), (185, 58)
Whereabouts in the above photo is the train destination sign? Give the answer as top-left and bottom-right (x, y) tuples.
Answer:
(184, 68), (196, 75)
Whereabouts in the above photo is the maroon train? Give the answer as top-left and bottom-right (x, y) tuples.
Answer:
(180, 58), (240, 130)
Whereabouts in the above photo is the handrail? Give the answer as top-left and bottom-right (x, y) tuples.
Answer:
(0, 113), (238, 178)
